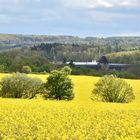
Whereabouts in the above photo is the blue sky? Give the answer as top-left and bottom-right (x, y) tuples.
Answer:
(0, 0), (140, 37)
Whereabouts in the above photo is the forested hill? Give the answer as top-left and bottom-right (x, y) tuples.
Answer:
(0, 33), (140, 78)
(0, 34), (85, 50)
(1, 33), (140, 51)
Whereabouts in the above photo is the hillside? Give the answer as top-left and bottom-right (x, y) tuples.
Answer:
(0, 34), (85, 50)
(107, 50), (140, 64)
(0, 43), (139, 78)
(0, 33), (140, 78)
(0, 33), (140, 51)
(1, 33), (140, 63)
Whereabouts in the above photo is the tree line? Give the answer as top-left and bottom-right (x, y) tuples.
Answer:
(0, 67), (135, 103)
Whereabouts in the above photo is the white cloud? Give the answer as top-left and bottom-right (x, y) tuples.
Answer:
(119, 32), (140, 36)
(119, 0), (138, 6)
(120, 1), (131, 6)
(60, 0), (139, 9)
(94, 0), (113, 8)
(60, 0), (113, 9)
(0, 0), (60, 24)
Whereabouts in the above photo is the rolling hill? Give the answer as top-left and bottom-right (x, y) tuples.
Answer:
(0, 33), (140, 51)
(0, 33), (140, 78)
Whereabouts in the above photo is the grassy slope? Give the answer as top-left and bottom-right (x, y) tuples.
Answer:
(0, 73), (140, 139)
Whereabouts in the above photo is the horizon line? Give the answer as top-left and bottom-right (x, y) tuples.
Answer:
(0, 32), (140, 38)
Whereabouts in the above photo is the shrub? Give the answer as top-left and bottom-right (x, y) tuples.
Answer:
(0, 73), (43, 99)
(61, 66), (72, 75)
(44, 70), (74, 100)
(91, 75), (135, 103)
(22, 66), (32, 74)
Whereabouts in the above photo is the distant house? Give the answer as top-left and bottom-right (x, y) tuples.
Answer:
(66, 56), (131, 71)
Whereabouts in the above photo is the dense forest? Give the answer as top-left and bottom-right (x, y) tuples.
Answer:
(31, 43), (140, 63)
(0, 34), (140, 78)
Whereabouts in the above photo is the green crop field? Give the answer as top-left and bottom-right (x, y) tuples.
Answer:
(0, 73), (140, 139)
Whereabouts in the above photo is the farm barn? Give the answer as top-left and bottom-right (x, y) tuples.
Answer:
(66, 56), (131, 71)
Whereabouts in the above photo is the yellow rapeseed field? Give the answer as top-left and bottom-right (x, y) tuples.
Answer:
(0, 73), (140, 140)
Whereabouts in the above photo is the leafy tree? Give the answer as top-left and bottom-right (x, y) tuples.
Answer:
(0, 73), (43, 99)
(42, 64), (54, 73)
(44, 70), (74, 100)
(0, 64), (5, 72)
(61, 66), (72, 75)
(22, 65), (32, 73)
(91, 75), (135, 103)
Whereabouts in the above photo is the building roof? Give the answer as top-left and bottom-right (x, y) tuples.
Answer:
(66, 60), (98, 66)
(66, 56), (130, 68)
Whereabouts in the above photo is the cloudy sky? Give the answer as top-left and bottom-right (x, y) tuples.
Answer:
(0, 0), (140, 37)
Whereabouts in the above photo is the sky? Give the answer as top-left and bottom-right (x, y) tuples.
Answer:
(0, 0), (140, 37)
